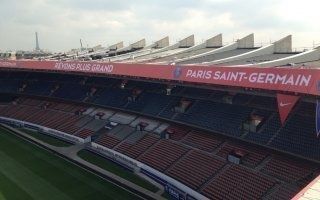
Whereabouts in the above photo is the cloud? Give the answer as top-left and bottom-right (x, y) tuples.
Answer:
(0, 0), (320, 52)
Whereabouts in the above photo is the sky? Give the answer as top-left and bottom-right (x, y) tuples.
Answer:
(1, 0), (320, 52)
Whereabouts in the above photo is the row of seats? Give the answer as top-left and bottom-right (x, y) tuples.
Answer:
(174, 100), (253, 137)
(270, 113), (320, 160)
(0, 73), (318, 161)
(115, 134), (159, 158)
(181, 130), (224, 152)
(262, 156), (317, 182)
(96, 134), (121, 149)
(216, 142), (269, 167)
(138, 140), (190, 171)
(0, 97), (317, 200)
(167, 150), (226, 190)
(0, 102), (95, 137)
(201, 165), (276, 200)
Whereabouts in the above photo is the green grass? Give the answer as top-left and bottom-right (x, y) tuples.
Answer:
(0, 127), (142, 200)
(18, 128), (72, 147)
(78, 150), (159, 193)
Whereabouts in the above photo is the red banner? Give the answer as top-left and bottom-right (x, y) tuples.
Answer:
(277, 93), (300, 125)
(0, 59), (319, 96)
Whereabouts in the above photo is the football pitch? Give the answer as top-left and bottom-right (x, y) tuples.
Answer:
(0, 127), (142, 200)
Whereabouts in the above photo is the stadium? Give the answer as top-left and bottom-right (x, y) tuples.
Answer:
(0, 31), (319, 200)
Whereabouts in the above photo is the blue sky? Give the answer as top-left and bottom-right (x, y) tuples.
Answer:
(1, 0), (320, 52)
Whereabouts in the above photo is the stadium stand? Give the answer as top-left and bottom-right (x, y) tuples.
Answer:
(0, 71), (318, 162)
(1, 34), (320, 199)
(0, 95), (318, 199)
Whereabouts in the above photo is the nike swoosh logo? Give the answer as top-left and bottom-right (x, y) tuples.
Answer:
(280, 102), (292, 107)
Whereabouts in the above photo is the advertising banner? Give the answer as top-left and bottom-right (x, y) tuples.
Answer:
(0, 60), (319, 95)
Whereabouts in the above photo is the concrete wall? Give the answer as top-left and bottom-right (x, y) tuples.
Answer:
(274, 35), (292, 53)
(92, 45), (103, 51)
(179, 35), (195, 47)
(206, 33), (223, 47)
(177, 33), (254, 63)
(116, 39), (146, 53)
(147, 36), (170, 49)
(168, 34), (222, 56)
(237, 33), (254, 48)
(137, 35), (195, 57)
(109, 42), (124, 51)
(130, 39), (146, 49)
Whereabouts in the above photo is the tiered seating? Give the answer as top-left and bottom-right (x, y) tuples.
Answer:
(126, 92), (174, 116)
(55, 115), (84, 134)
(6, 71), (320, 161)
(175, 100), (252, 137)
(0, 105), (28, 118)
(123, 130), (145, 143)
(0, 79), (21, 93)
(167, 150), (226, 190)
(49, 102), (83, 113)
(157, 96), (182, 119)
(249, 96), (277, 110)
(55, 74), (84, 83)
(9, 106), (39, 121)
(295, 101), (315, 117)
(0, 69), (319, 199)
(26, 108), (63, 127)
(115, 142), (132, 154)
(179, 87), (212, 99)
(23, 81), (55, 96)
(182, 131), (223, 152)
(26, 109), (60, 127)
(19, 98), (44, 107)
(94, 88), (131, 108)
(202, 165), (276, 200)
(269, 113), (320, 160)
(119, 134), (159, 158)
(245, 113), (281, 144)
(126, 80), (166, 92)
(232, 94), (252, 105)
(111, 126), (134, 140)
(262, 156), (316, 182)
(86, 77), (119, 86)
(76, 129), (95, 139)
(166, 126), (190, 141)
(138, 140), (190, 171)
(0, 94), (319, 199)
(0, 95), (16, 103)
(170, 86), (185, 96)
(53, 83), (89, 101)
(207, 90), (228, 102)
(0, 102), (86, 135)
(217, 142), (269, 167)
(96, 134), (121, 149)
(0, 71), (10, 79)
